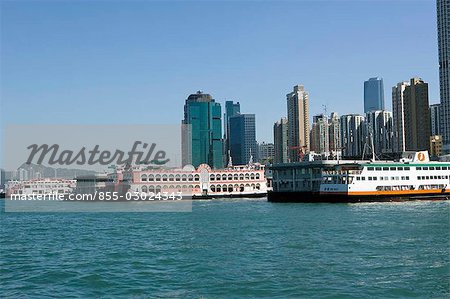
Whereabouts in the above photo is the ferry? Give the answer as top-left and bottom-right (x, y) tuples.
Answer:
(6, 178), (77, 197)
(120, 163), (268, 199)
(269, 151), (450, 202)
(320, 151), (450, 201)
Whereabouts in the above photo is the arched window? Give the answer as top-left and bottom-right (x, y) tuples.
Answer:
(239, 184), (244, 192)
(155, 185), (161, 193)
(216, 174), (221, 181)
(194, 175), (200, 181)
(142, 185), (148, 193)
(155, 174), (161, 181)
(175, 175), (181, 182)
(250, 173), (255, 180)
(233, 174), (238, 180)
(141, 174), (148, 182)
(194, 184), (200, 189)
(256, 173), (260, 180)
(256, 183), (261, 190)
(148, 186), (155, 193)
(239, 174), (244, 180)
(162, 174), (168, 181)
(148, 174), (154, 181)
(188, 174), (193, 181)
(216, 185), (221, 192)
(228, 184), (233, 192)
(210, 185), (216, 192)
(245, 173), (250, 180)
(182, 174), (187, 182)
(228, 174), (233, 180)
(169, 174), (174, 181)
(210, 174), (215, 181)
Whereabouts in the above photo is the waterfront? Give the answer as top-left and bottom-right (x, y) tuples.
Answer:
(1, 199), (449, 298)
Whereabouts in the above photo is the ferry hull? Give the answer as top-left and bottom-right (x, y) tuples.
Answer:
(267, 191), (450, 203)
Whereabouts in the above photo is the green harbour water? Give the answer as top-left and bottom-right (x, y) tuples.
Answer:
(1, 198), (449, 298)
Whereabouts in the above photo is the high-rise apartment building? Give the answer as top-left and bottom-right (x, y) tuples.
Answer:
(404, 78), (431, 151)
(437, 0), (449, 153)
(182, 91), (223, 168)
(430, 103), (441, 136)
(365, 110), (394, 155)
(392, 79), (431, 152)
(273, 118), (289, 164)
(340, 114), (365, 158)
(258, 142), (275, 164)
(392, 82), (409, 153)
(229, 114), (257, 165)
(287, 85), (310, 162)
(364, 77), (385, 113)
(328, 112), (341, 158)
(310, 114), (329, 155)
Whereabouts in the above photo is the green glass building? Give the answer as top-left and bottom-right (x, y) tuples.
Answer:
(182, 91), (224, 169)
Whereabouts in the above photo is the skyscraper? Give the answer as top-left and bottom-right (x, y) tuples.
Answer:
(430, 103), (441, 136)
(310, 114), (329, 155)
(229, 114), (257, 165)
(404, 78), (431, 151)
(328, 112), (341, 158)
(437, 0), (449, 153)
(287, 85), (310, 162)
(182, 91), (223, 169)
(224, 101), (240, 164)
(340, 114), (365, 158)
(273, 118), (289, 164)
(365, 110), (394, 155)
(364, 77), (385, 113)
(392, 82), (409, 153)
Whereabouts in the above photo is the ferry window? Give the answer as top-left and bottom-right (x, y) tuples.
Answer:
(373, 177), (377, 181)
(426, 176), (430, 180)
(404, 167), (410, 170)
(418, 177), (421, 180)
(356, 177), (360, 181)
(443, 167), (447, 170)
(436, 167), (441, 170)
(362, 177), (366, 181)
(423, 167), (429, 170)
(416, 167), (422, 170)
(368, 177), (372, 181)
(380, 177), (384, 181)
(397, 167), (403, 171)
(430, 167), (435, 170)
(383, 167), (389, 171)
(368, 167), (374, 171)
(375, 167), (381, 171)
(406, 176), (409, 180)
(390, 167), (396, 171)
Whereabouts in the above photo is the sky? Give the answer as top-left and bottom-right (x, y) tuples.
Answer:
(0, 0), (440, 145)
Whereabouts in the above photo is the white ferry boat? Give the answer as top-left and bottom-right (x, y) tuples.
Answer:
(320, 151), (450, 201)
(120, 163), (268, 199)
(6, 178), (77, 197)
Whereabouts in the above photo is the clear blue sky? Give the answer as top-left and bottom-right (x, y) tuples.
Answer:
(0, 0), (439, 143)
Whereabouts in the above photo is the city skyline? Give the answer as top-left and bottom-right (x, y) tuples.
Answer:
(0, 1), (440, 145)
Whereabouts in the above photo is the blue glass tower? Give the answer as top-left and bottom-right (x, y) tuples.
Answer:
(364, 77), (385, 113)
(229, 114), (257, 165)
(182, 91), (223, 169)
